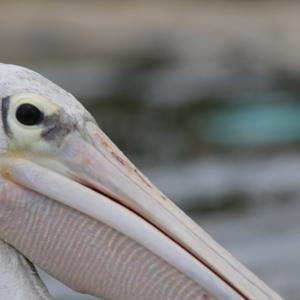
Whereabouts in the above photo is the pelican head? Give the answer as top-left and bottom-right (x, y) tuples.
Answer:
(0, 64), (281, 300)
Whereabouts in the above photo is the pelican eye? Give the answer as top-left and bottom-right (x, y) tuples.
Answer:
(16, 103), (44, 126)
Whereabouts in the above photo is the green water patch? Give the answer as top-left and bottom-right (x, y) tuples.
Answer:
(195, 101), (300, 146)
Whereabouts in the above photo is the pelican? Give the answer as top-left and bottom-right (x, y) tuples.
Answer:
(0, 63), (282, 300)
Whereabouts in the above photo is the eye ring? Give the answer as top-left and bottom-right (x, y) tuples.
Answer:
(15, 103), (44, 126)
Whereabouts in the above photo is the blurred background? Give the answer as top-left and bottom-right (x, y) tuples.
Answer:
(1, 1), (300, 299)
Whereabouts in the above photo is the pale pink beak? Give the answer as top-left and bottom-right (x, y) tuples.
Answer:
(3, 120), (281, 300)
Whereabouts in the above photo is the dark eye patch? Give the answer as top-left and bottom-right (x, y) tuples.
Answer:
(16, 103), (44, 126)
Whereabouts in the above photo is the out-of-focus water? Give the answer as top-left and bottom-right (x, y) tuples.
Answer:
(1, 1), (300, 299)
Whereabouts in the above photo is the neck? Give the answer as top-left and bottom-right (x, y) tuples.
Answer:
(0, 240), (53, 300)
